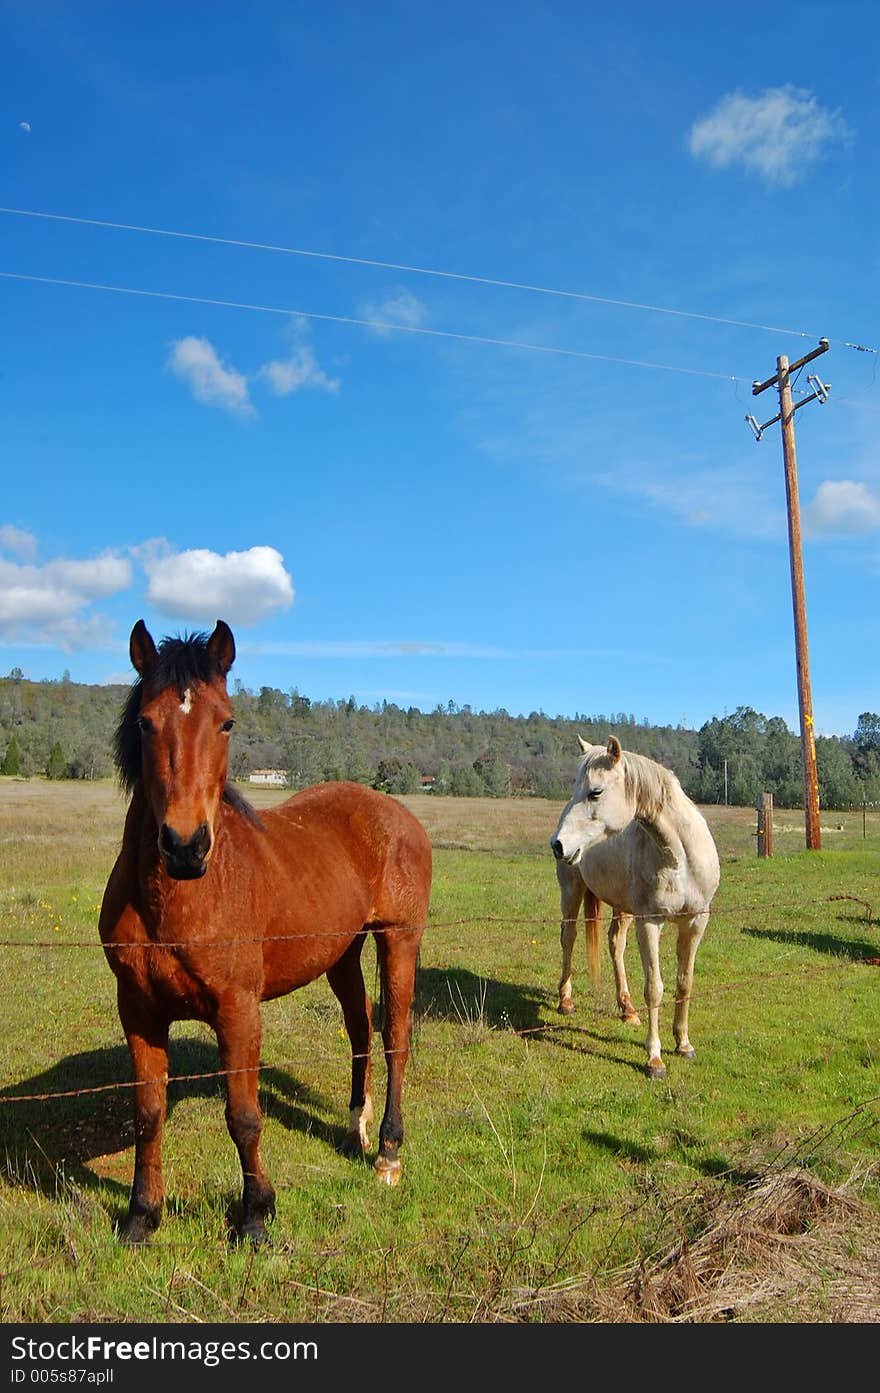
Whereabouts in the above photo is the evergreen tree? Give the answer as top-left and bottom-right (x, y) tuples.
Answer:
(373, 757), (421, 795)
(1, 735), (22, 775)
(45, 740), (67, 779)
(477, 748), (510, 797)
(816, 736), (862, 809)
(853, 712), (880, 791)
(450, 761), (485, 797)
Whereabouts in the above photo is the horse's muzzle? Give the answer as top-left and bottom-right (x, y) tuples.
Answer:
(551, 838), (581, 866)
(159, 822), (212, 879)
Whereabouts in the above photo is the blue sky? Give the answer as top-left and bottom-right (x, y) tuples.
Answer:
(2, 2), (878, 737)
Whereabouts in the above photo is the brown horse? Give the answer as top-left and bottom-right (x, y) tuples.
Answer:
(99, 619), (432, 1245)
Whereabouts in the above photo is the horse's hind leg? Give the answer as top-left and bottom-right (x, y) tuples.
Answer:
(327, 936), (374, 1159)
(215, 991), (276, 1244)
(609, 911), (641, 1025)
(372, 922), (423, 1186)
(118, 992), (170, 1245)
(672, 913), (708, 1060)
(556, 861), (585, 1015)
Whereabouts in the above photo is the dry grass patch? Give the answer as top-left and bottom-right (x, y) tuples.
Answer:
(524, 1168), (880, 1324)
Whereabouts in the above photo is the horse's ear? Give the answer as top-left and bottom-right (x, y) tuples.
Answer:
(607, 735), (622, 764)
(208, 620), (236, 677)
(129, 620), (157, 677)
(576, 734), (590, 753)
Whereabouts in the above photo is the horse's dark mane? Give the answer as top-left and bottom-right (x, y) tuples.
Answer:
(223, 781), (263, 826)
(114, 629), (262, 826)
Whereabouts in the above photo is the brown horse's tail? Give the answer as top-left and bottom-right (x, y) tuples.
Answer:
(584, 891), (602, 992)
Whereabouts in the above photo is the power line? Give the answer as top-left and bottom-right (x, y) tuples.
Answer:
(0, 270), (749, 383)
(1, 205), (875, 353)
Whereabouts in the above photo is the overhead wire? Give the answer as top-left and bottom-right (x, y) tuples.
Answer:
(1, 205), (876, 356)
(0, 270), (750, 383)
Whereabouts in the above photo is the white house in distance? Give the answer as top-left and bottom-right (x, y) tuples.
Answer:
(248, 768), (287, 787)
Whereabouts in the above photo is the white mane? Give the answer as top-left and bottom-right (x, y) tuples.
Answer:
(578, 745), (684, 823)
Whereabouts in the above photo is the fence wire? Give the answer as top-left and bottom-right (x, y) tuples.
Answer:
(0, 893), (876, 1107)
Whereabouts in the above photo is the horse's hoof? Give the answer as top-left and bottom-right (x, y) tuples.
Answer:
(676, 1045), (696, 1061)
(374, 1157), (402, 1187)
(645, 1059), (667, 1081)
(238, 1222), (271, 1247)
(119, 1226), (152, 1247)
(340, 1132), (367, 1161)
(622, 1011), (642, 1027)
(558, 1000), (575, 1016)
(118, 1212), (160, 1246)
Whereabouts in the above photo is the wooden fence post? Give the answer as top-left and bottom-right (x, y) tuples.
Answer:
(757, 792), (774, 857)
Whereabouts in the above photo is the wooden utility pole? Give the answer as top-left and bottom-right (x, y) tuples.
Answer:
(747, 338), (830, 852)
(757, 792), (774, 858)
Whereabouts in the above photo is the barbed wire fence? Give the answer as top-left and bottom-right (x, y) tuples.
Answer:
(0, 895), (876, 1107)
(1, 892), (877, 1315)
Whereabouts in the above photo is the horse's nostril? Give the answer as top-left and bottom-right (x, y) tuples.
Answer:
(160, 822), (211, 863)
(192, 823), (211, 859)
(551, 839), (563, 860)
(160, 823), (183, 855)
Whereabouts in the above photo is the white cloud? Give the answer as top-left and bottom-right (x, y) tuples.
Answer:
(257, 345), (339, 396)
(0, 553), (132, 647)
(142, 545), (295, 626)
(362, 287), (428, 335)
(45, 614), (120, 650)
(256, 315), (340, 396)
(0, 525), (38, 561)
(688, 86), (851, 187)
(167, 336), (254, 415)
(591, 464), (785, 541)
(803, 480), (880, 538)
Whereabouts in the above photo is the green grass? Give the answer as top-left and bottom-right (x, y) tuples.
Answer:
(1, 779), (878, 1322)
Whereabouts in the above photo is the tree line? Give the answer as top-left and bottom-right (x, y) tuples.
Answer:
(1, 668), (879, 810)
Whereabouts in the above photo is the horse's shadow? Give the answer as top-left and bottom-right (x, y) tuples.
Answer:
(532, 1019), (649, 1075)
(0, 966), (560, 1213)
(415, 965), (548, 1033)
(0, 1038), (342, 1208)
(580, 1129), (759, 1186)
(414, 965), (648, 1074)
(742, 925), (879, 959)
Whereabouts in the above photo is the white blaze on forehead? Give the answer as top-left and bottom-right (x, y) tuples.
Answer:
(180, 688), (193, 715)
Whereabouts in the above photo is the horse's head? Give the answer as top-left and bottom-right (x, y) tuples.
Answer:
(550, 735), (631, 865)
(126, 618), (237, 880)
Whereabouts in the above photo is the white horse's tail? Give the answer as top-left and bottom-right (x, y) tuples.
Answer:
(584, 889), (602, 990)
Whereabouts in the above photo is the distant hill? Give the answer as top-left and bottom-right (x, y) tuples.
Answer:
(0, 671), (875, 808)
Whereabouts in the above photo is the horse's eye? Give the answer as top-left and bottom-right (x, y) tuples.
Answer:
(221, 718), (235, 733)
(587, 787), (602, 801)
(137, 715), (154, 735)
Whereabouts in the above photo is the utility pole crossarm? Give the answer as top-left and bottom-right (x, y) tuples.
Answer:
(752, 338), (829, 396)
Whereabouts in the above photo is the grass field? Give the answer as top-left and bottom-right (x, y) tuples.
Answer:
(1, 778), (879, 1323)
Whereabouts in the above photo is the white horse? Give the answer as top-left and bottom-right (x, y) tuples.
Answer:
(551, 735), (720, 1079)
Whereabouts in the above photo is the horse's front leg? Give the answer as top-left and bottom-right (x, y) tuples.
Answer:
(556, 860), (584, 1014)
(117, 989), (170, 1245)
(609, 911), (641, 1025)
(373, 923), (423, 1186)
(634, 917), (666, 1079)
(672, 912), (708, 1060)
(215, 990), (276, 1244)
(327, 935), (374, 1159)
